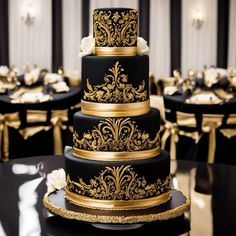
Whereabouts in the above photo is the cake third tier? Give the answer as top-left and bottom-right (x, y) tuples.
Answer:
(73, 108), (160, 161)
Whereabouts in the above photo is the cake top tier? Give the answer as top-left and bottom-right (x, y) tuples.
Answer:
(93, 8), (138, 56)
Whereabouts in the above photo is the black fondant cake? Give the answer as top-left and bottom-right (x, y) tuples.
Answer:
(64, 8), (171, 211)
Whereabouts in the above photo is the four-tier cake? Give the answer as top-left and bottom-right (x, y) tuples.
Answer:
(44, 7), (190, 225)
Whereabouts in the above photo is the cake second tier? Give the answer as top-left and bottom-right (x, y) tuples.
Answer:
(73, 108), (160, 161)
(81, 55), (150, 117)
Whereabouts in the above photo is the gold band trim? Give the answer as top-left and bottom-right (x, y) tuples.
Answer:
(81, 100), (150, 117)
(95, 46), (137, 56)
(73, 146), (161, 161)
(65, 189), (171, 210)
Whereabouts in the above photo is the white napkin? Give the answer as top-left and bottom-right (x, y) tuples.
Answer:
(186, 92), (222, 104)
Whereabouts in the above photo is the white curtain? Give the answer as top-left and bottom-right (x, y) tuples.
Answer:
(89, 0), (138, 35)
(181, 0), (217, 76)
(150, 0), (170, 79)
(228, 0), (236, 68)
(9, 0), (52, 72)
(62, 0), (82, 72)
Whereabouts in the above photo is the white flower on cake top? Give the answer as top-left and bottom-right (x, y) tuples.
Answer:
(79, 35), (95, 57)
(137, 37), (149, 55)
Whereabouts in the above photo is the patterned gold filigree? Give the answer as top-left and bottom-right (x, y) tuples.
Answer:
(73, 117), (159, 151)
(66, 165), (171, 200)
(93, 9), (137, 47)
(83, 62), (147, 103)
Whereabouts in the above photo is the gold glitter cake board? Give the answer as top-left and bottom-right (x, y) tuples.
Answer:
(43, 189), (190, 224)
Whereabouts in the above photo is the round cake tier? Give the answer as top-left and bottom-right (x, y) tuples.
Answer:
(73, 108), (160, 161)
(65, 146), (171, 210)
(93, 8), (138, 56)
(81, 55), (149, 117)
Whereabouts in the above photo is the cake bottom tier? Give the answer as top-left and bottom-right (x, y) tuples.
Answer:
(64, 146), (171, 210)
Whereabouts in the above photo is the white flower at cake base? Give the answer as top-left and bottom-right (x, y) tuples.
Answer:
(46, 168), (66, 193)
(137, 37), (149, 56)
(79, 35), (95, 57)
(0, 65), (9, 76)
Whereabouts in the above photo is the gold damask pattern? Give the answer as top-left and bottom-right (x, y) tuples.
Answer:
(73, 118), (159, 151)
(93, 9), (137, 47)
(83, 62), (147, 103)
(66, 165), (171, 200)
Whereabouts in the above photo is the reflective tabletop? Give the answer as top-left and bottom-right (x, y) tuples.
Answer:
(0, 156), (235, 236)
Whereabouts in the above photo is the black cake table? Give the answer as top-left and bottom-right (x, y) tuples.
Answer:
(1, 155), (236, 235)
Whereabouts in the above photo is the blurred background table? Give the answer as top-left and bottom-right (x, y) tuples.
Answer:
(164, 93), (236, 165)
(0, 155), (236, 236)
(0, 86), (81, 161)
(159, 68), (236, 165)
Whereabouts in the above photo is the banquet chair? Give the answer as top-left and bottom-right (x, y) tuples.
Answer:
(162, 106), (236, 165)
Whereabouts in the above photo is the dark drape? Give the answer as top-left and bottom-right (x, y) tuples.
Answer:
(170, 0), (181, 75)
(138, 0), (150, 44)
(82, 0), (90, 37)
(0, 0), (9, 66)
(52, 0), (63, 72)
(217, 0), (229, 68)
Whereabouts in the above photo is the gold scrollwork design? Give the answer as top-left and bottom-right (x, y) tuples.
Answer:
(73, 118), (159, 152)
(93, 9), (138, 47)
(66, 165), (171, 200)
(83, 61), (147, 103)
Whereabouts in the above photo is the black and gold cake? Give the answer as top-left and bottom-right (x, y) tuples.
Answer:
(64, 8), (171, 211)
(44, 8), (190, 225)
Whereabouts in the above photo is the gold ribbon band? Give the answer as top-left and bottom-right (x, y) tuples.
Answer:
(65, 189), (171, 210)
(0, 112), (21, 161)
(73, 146), (161, 161)
(95, 46), (137, 56)
(81, 100), (150, 117)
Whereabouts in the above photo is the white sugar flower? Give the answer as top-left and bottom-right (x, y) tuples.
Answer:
(79, 35), (95, 57)
(46, 168), (66, 193)
(137, 37), (149, 56)
(0, 65), (9, 76)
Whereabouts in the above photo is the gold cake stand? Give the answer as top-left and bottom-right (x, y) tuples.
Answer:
(43, 189), (190, 230)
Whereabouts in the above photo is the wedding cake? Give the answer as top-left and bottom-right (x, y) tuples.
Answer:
(64, 8), (171, 211)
